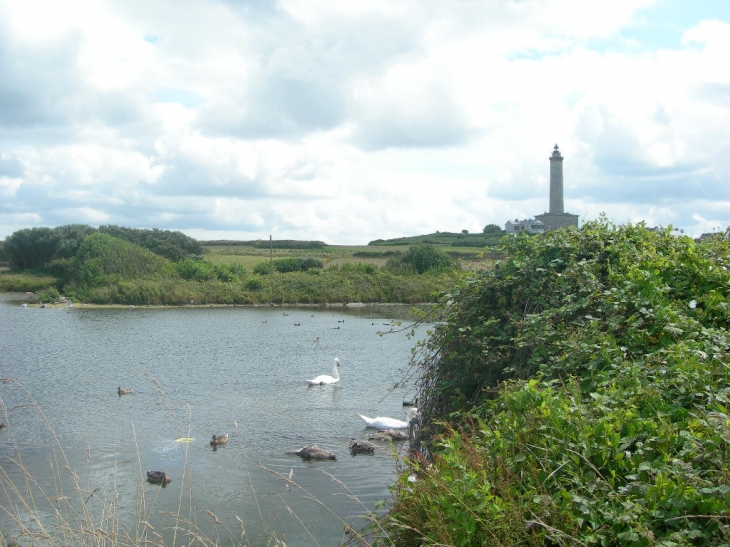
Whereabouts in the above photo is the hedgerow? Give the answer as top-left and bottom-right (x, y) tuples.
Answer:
(382, 219), (730, 546)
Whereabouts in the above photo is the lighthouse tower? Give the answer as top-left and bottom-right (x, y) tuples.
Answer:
(549, 144), (564, 214)
(535, 144), (579, 231)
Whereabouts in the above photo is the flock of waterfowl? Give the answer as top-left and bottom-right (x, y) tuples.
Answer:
(301, 356), (420, 459)
(117, 353), (419, 484)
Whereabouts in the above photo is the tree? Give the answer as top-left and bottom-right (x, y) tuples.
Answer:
(3, 227), (58, 270)
(482, 223), (502, 234)
(53, 224), (97, 259)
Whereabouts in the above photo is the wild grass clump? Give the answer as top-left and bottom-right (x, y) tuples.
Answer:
(0, 273), (58, 293)
(380, 219), (730, 546)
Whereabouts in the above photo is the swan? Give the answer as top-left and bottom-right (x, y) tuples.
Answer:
(404, 406), (420, 421)
(358, 414), (409, 429)
(306, 357), (340, 386)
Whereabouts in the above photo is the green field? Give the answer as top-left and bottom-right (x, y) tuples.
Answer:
(203, 242), (493, 269)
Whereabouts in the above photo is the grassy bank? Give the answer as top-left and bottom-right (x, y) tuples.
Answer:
(1, 269), (458, 308)
(0, 273), (57, 293)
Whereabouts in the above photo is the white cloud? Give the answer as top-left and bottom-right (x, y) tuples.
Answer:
(0, 0), (728, 244)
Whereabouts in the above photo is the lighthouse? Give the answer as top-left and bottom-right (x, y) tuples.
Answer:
(534, 144), (579, 231)
(549, 144), (564, 214)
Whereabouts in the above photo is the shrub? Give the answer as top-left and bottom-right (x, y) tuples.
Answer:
(253, 261), (274, 275)
(74, 233), (171, 287)
(245, 276), (264, 291)
(175, 258), (218, 281)
(386, 244), (456, 275)
(300, 257), (324, 271)
(38, 287), (61, 303)
(381, 219), (730, 546)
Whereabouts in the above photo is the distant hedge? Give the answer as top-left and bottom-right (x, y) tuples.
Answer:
(204, 239), (327, 249)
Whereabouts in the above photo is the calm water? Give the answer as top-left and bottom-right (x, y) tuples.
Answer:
(0, 295), (429, 546)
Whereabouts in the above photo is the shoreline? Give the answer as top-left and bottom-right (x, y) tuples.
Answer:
(2, 292), (431, 318)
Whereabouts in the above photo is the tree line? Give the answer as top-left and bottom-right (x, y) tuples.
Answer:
(2, 224), (204, 270)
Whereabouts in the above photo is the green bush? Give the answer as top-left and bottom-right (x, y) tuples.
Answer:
(253, 260), (274, 275)
(245, 276), (264, 291)
(300, 257), (324, 271)
(386, 244), (456, 275)
(273, 257), (304, 273)
(38, 287), (61, 303)
(74, 233), (171, 287)
(175, 258), (218, 281)
(214, 262), (246, 281)
(381, 219), (730, 546)
(252, 257), (322, 274)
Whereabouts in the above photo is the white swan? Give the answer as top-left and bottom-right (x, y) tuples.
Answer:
(404, 406), (420, 421)
(306, 357), (340, 385)
(358, 414), (409, 429)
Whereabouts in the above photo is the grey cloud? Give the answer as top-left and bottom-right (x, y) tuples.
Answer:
(0, 31), (84, 130)
(0, 153), (24, 177)
(152, 157), (267, 199)
(0, 27), (146, 143)
(196, 75), (347, 139)
(580, 168), (727, 205)
(348, 92), (476, 151)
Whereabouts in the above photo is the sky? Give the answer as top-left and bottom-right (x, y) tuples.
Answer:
(1, 0), (729, 245)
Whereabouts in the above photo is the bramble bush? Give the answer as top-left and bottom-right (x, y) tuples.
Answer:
(382, 219), (730, 546)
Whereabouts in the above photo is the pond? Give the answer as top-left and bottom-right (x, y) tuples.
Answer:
(0, 296), (430, 546)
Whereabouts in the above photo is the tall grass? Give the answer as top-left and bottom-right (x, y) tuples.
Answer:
(0, 274), (57, 294)
(0, 377), (397, 547)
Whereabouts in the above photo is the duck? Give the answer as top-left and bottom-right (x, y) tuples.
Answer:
(210, 433), (229, 446)
(357, 414), (409, 429)
(146, 470), (172, 485)
(367, 428), (409, 441)
(118, 387), (133, 396)
(306, 357), (340, 386)
(349, 439), (376, 455)
(287, 445), (337, 460)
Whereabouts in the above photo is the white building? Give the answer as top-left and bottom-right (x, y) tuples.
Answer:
(504, 218), (545, 234)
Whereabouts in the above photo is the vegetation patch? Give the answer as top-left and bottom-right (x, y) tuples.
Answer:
(379, 219), (730, 546)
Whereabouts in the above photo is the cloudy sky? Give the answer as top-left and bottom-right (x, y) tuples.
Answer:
(1, 0), (729, 244)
